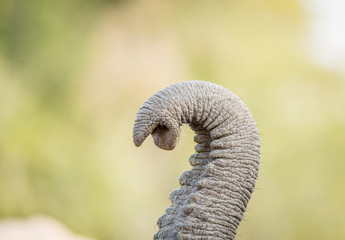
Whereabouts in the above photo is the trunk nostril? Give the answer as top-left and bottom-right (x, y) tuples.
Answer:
(152, 124), (177, 150)
(152, 125), (169, 135)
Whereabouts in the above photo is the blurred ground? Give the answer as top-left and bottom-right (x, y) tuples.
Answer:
(0, 216), (96, 240)
(0, 0), (344, 239)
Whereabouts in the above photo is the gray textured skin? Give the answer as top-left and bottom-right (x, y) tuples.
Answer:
(133, 81), (260, 240)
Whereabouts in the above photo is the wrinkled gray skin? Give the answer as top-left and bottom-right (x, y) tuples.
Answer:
(133, 81), (260, 240)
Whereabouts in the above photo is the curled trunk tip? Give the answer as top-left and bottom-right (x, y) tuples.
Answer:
(133, 112), (180, 150)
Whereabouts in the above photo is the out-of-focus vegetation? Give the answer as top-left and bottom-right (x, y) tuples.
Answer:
(1, 0), (344, 239)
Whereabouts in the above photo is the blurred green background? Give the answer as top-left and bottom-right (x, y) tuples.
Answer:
(1, 0), (344, 239)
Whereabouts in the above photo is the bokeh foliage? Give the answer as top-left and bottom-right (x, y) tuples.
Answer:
(1, 0), (344, 239)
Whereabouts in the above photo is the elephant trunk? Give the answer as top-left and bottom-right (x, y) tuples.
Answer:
(133, 81), (260, 240)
